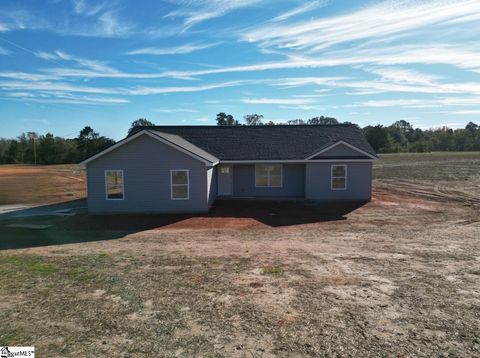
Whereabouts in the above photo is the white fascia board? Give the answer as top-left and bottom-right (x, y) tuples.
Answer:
(305, 140), (378, 160)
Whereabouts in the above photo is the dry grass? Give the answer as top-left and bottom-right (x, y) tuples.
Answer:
(0, 153), (479, 357)
(374, 152), (480, 208)
(0, 164), (86, 205)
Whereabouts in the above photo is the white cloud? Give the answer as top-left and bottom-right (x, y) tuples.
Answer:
(242, 97), (315, 105)
(35, 50), (118, 73)
(154, 108), (199, 113)
(126, 42), (221, 55)
(357, 99), (442, 108)
(96, 10), (131, 37)
(241, 0), (480, 52)
(0, 47), (11, 56)
(127, 79), (261, 95)
(363, 67), (442, 85)
(5, 90), (129, 105)
(72, 0), (106, 16)
(165, 0), (263, 31)
(0, 3), (132, 38)
(193, 117), (210, 122)
(0, 78), (262, 98)
(270, 1), (326, 22)
(354, 97), (480, 108)
(444, 110), (480, 115)
(6, 92), (36, 97)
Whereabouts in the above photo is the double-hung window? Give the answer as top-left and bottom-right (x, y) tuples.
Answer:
(255, 164), (282, 187)
(105, 170), (124, 200)
(331, 165), (347, 190)
(171, 170), (189, 200)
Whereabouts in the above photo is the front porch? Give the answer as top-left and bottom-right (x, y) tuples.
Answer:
(216, 163), (306, 199)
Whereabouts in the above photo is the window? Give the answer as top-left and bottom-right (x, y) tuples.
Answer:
(220, 166), (230, 174)
(255, 164), (282, 187)
(171, 170), (189, 200)
(105, 170), (124, 200)
(331, 165), (347, 190)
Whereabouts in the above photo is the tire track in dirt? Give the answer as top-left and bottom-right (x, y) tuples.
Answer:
(375, 179), (480, 207)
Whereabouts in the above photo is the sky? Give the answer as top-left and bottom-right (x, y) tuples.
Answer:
(1, 0), (480, 140)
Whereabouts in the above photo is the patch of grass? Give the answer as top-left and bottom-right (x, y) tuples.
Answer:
(468, 269), (480, 276)
(262, 265), (284, 277)
(30, 262), (57, 274)
(0, 255), (57, 275)
(114, 254), (140, 265)
(65, 267), (97, 282)
(0, 327), (27, 346)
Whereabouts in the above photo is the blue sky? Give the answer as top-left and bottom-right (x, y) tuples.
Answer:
(1, 0), (480, 140)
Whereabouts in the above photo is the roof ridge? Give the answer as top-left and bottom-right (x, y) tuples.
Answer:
(137, 123), (356, 129)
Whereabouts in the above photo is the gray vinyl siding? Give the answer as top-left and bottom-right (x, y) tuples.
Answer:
(207, 166), (217, 207)
(233, 164), (305, 197)
(305, 162), (372, 201)
(86, 134), (209, 214)
(312, 143), (368, 158)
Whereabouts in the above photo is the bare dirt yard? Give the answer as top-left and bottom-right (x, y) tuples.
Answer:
(0, 153), (479, 357)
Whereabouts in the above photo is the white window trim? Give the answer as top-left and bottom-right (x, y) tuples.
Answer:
(105, 170), (125, 200)
(254, 164), (283, 188)
(170, 169), (190, 200)
(331, 164), (347, 191)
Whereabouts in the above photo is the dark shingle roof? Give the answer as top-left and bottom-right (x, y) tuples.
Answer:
(148, 130), (219, 163)
(132, 124), (376, 161)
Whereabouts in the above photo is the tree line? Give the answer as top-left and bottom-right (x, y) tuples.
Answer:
(0, 115), (478, 165)
(0, 126), (114, 165)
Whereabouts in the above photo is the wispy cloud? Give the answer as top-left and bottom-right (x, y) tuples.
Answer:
(72, 0), (106, 16)
(0, 2), (133, 38)
(154, 108), (199, 113)
(354, 97), (480, 108)
(0, 78), (262, 99)
(0, 47), (10, 55)
(242, 97), (315, 105)
(165, 0), (263, 31)
(242, 0), (480, 52)
(448, 109), (480, 115)
(9, 43), (480, 83)
(270, 1), (326, 22)
(126, 42), (221, 55)
(35, 50), (118, 73)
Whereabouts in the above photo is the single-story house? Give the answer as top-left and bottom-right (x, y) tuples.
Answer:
(80, 124), (378, 214)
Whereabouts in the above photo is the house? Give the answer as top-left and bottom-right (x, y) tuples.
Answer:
(80, 124), (378, 214)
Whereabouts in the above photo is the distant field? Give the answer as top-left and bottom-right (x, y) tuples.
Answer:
(0, 154), (479, 356)
(374, 152), (480, 208)
(0, 164), (85, 205)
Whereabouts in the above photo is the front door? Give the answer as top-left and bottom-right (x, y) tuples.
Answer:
(218, 165), (233, 196)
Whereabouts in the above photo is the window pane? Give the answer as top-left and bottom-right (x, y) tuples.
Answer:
(255, 175), (268, 187)
(270, 174), (281, 187)
(255, 165), (267, 176)
(220, 167), (230, 174)
(332, 165), (346, 177)
(172, 170), (188, 185)
(106, 171), (123, 199)
(270, 165), (281, 176)
(172, 185), (188, 199)
(332, 178), (346, 189)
